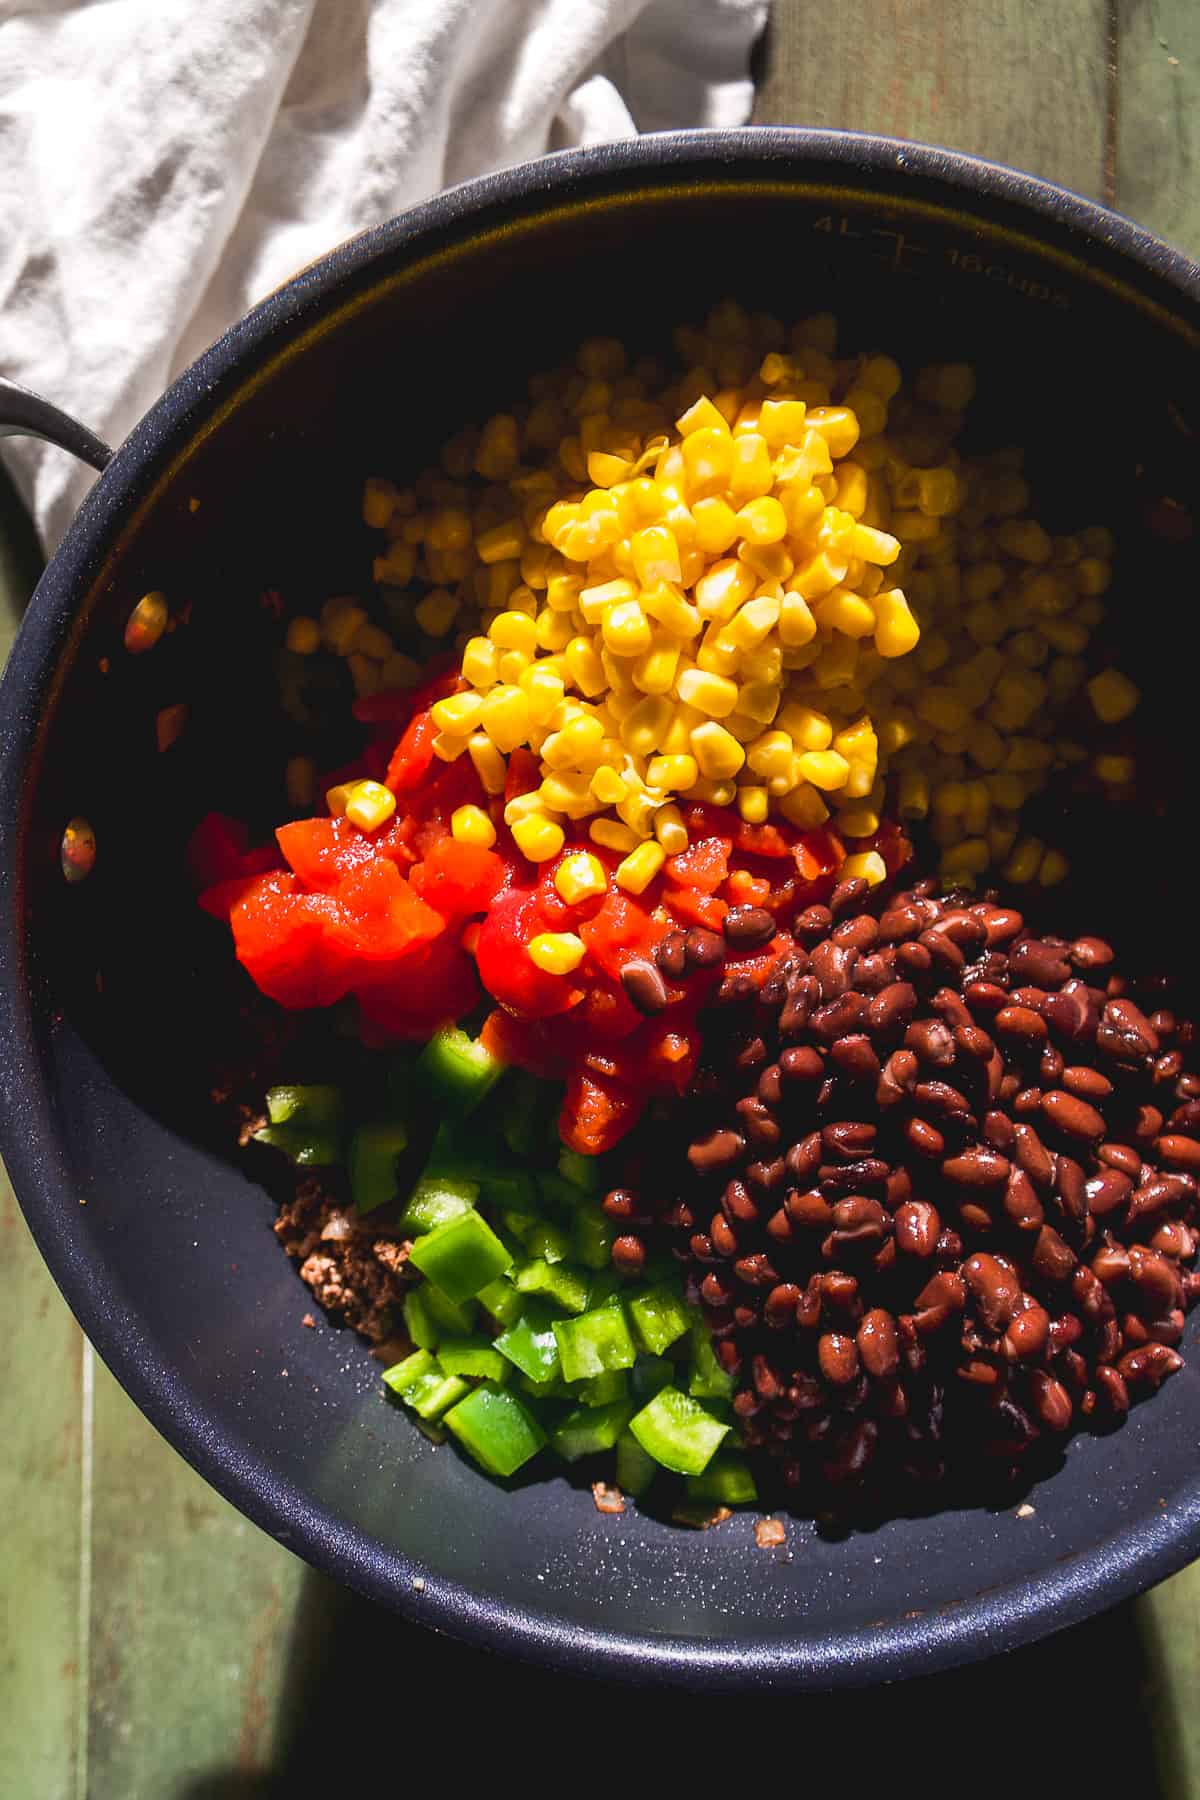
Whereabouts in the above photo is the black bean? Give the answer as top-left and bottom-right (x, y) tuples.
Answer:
(723, 905), (776, 947)
(621, 958), (669, 1015)
(655, 929), (688, 979)
(684, 926), (725, 969)
(688, 1129), (746, 1172)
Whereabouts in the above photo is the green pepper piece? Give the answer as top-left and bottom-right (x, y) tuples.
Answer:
(402, 1288), (439, 1352)
(494, 1301), (562, 1385)
(525, 1220), (572, 1265)
(578, 1369), (630, 1407)
(422, 1284), (477, 1336)
(628, 1283), (692, 1355)
(264, 1085), (344, 1130)
(444, 1383), (546, 1478)
(558, 1148), (605, 1193)
(518, 1372), (573, 1400)
(501, 1072), (556, 1159)
(536, 1172), (582, 1213)
(500, 1209), (540, 1244)
(572, 1203), (616, 1271)
(513, 1259), (590, 1315)
(382, 1350), (469, 1421)
(409, 1209), (512, 1302)
(631, 1354), (674, 1402)
(437, 1336), (510, 1383)
(398, 1175), (478, 1237)
(553, 1304), (637, 1384)
(687, 1319), (735, 1400)
(421, 1124), (496, 1184)
(615, 1430), (658, 1498)
(477, 1276), (524, 1328)
(350, 1122), (410, 1215)
(250, 1123), (342, 1167)
(685, 1454), (758, 1506)
(416, 1026), (503, 1116)
(551, 1400), (634, 1462)
(585, 1269), (624, 1311)
(629, 1385), (730, 1475)
(482, 1168), (540, 1214)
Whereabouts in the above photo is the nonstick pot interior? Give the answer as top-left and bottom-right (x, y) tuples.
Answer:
(3, 131), (1200, 1689)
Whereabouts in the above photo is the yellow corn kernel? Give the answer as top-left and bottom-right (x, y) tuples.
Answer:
(528, 931), (586, 974)
(728, 433), (773, 502)
(521, 664), (567, 725)
(1095, 752), (1135, 784)
(1003, 836), (1044, 884)
(696, 628), (742, 677)
(546, 571), (584, 613)
(779, 783), (830, 827)
(322, 601), (368, 654)
(745, 729), (794, 780)
(787, 552), (846, 602)
(414, 588), (460, 637)
(757, 396), (809, 450)
(590, 817), (639, 854)
(495, 648), (530, 686)
(540, 771), (597, 817)
(814, 588), (876, 639)
(462, 636), (500, 687)
(723, 594), (779, 652)
(840, 850), (887, 887)
(1073, 557), (1112, 597)
(633, 641), (680, 696)
(614, 783), (661, 839)
(850, 523), (900, 566)
(695, 557), (757, 621)
(588, 451), (634, 489)
(557, 712), (606, 764)
(778, 592), (817, 647)
(431, 730), (470, 762)
(590, 765), (629, 806)
(897, 769), (930, 820)
(615, 840), (666, 894)
(779, 478), (826, 538)
(640, 582), (701, 640)
(675, 394), (729, 436)
(450, 804), (498, 849)
(776, 703), (832, 752)
(362, 477), (398, 529)
(431, 691), (484, 736)
(286, 615), (321, 655)
(734, 496), (787, 546)
(915, 687), (971, 733)
(834, 462), (869, 518)
(804, 406), (858, 459)
(836, 805), (880, 838)
(336, 780), (396, 832)
(479, 685), (531, 753)
(511, 813), (565, 863)
(629, 524), (681, 587)
(738, 680), (781, 724)
(619, 694), (672, 757)
(1038, 848), (1069, 887)
(562, 636), (607, 697)
(685, 777), (737, 807)
(688, 496), (738, 557)
(646, 753), (699, 791)
(579, 578), (635, 624)
(1047, 657), (1087, 701)
(996, 518), (1053, 563)
(690, 721), (746, 780)
(677, 668), (740, 718)
(654, 803), (688, 854)
(797, 749), (851, 791)
(602, 600), (653, 657)
(680, 426), (735, 498)
(534, 608), (574, 653)
(1087, 668), (1140, 724)
(474, 414), (519, 481)
(737, 785), (769, 824)
(488, 610), (538, 657)
(475, 519), (526, 564)
(549, 853), (606, 907)
(962, 780), (991, 835)
(373, 543), (417, 586)
(467, 732), (507, 795)
(285, 755), (316, 810)
(1040, 616), (1090, 655)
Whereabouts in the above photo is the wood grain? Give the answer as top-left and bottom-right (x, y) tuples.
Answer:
(754, 0), (1110, 201)
(1115, 0), (1200, 258)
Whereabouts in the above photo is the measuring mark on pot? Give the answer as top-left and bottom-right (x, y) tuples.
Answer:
(811, 215), (1071, 308)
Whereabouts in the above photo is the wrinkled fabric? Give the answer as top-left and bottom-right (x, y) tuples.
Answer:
(0, 0), (765, 548)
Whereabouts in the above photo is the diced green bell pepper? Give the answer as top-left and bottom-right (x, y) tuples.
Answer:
(578, 1369), (630, 1406)
(615, 1430), (658, 1498)
(350, 1122), (409, 1215)
(477, 1276), (524, 1328)
(628, 1283), (692, 1355)
(382, 1350), (469, 1421)
(628, 1385), (730, 1476)
(416, 1026), (503, 1116)
(402, 1288), (439, 1352)
(444, 1383), (546, 1478)
(421, 1124), (495, 1183)
(553, 1304), (637, 1384)
(585, 1270), (624, 1310)
(525, 1220), (572, 1265)
(398, 1175), (478, 1237)
(537, 1172), (582, 1213)
(513, 1258), (590, 1315)
(253, 1080), (344, 1168)
(408, 1209), (512, 1302)
(482, 1168), (539, 1214)
(500, 1209), (540, 1244)
(518, 1372), (573, 1400)
(551, 1400), (633, 1462)
(572, 1204), (615, 1272)
(685, 1454), (758, 1506)
(494, 1301), (562, 1385)
(687, 1319), (735, 1400)
(423, 1284), (476, 1336)
(437, 1336), (510, 1383)
(558, 1148), (605, 1192)
(500, 1072), (555, 1159)
(631, 1355), (675, 1401)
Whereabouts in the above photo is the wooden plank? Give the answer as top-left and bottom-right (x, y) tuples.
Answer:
(1115, 0), (1200, 259)
(85, 1355), (306, 1794)
(753, 0), (1109, 203)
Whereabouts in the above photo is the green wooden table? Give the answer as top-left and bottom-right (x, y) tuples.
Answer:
(4, 4), (1200, 1792)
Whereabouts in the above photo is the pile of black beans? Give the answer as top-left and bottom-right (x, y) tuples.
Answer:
(605, 878), (1200, 1499)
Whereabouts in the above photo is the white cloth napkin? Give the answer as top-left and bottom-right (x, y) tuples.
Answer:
(0, 0), (765, 551)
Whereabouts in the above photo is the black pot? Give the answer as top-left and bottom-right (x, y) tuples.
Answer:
(3, 129), (1200, 1691)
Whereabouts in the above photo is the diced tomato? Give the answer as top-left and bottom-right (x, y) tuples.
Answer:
(567, 979), (644, 1043)
(228, 872), (347, 1009)
(276, 816), (378, 893)
(474, 887), (583, 1019)
(663, 887), (727, 931)
(197, 874), (266, 920)
(356, 926), (480, 1042)
(638, 1016), (700, 1096)
(795, 828), (844, 885)
(665, 834), (731, 894)
(578, 890), (661, 982)
(560, 1068), (642, 1156)
(186, 812), (280, 889)
(372, 812), (421, 869)
(479, 1007), (563, 1080)
(386, 710), (438, 794)
(411, 836), (506, 919)
(328, 858), (446, 964)
(724, 868), (772, 907)
(505, 747), (541, 804)
(732, 819), (793, 859)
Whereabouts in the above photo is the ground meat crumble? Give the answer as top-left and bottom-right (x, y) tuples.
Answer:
(274, 1178), (417, 1344)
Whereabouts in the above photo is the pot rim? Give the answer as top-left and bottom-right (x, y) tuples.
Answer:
(3, 126), (1200, 1691)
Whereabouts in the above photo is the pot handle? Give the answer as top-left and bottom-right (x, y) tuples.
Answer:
(0, 374), (112, 473)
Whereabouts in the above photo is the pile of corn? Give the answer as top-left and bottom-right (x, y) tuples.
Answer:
(291, 304), (1139, 892)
